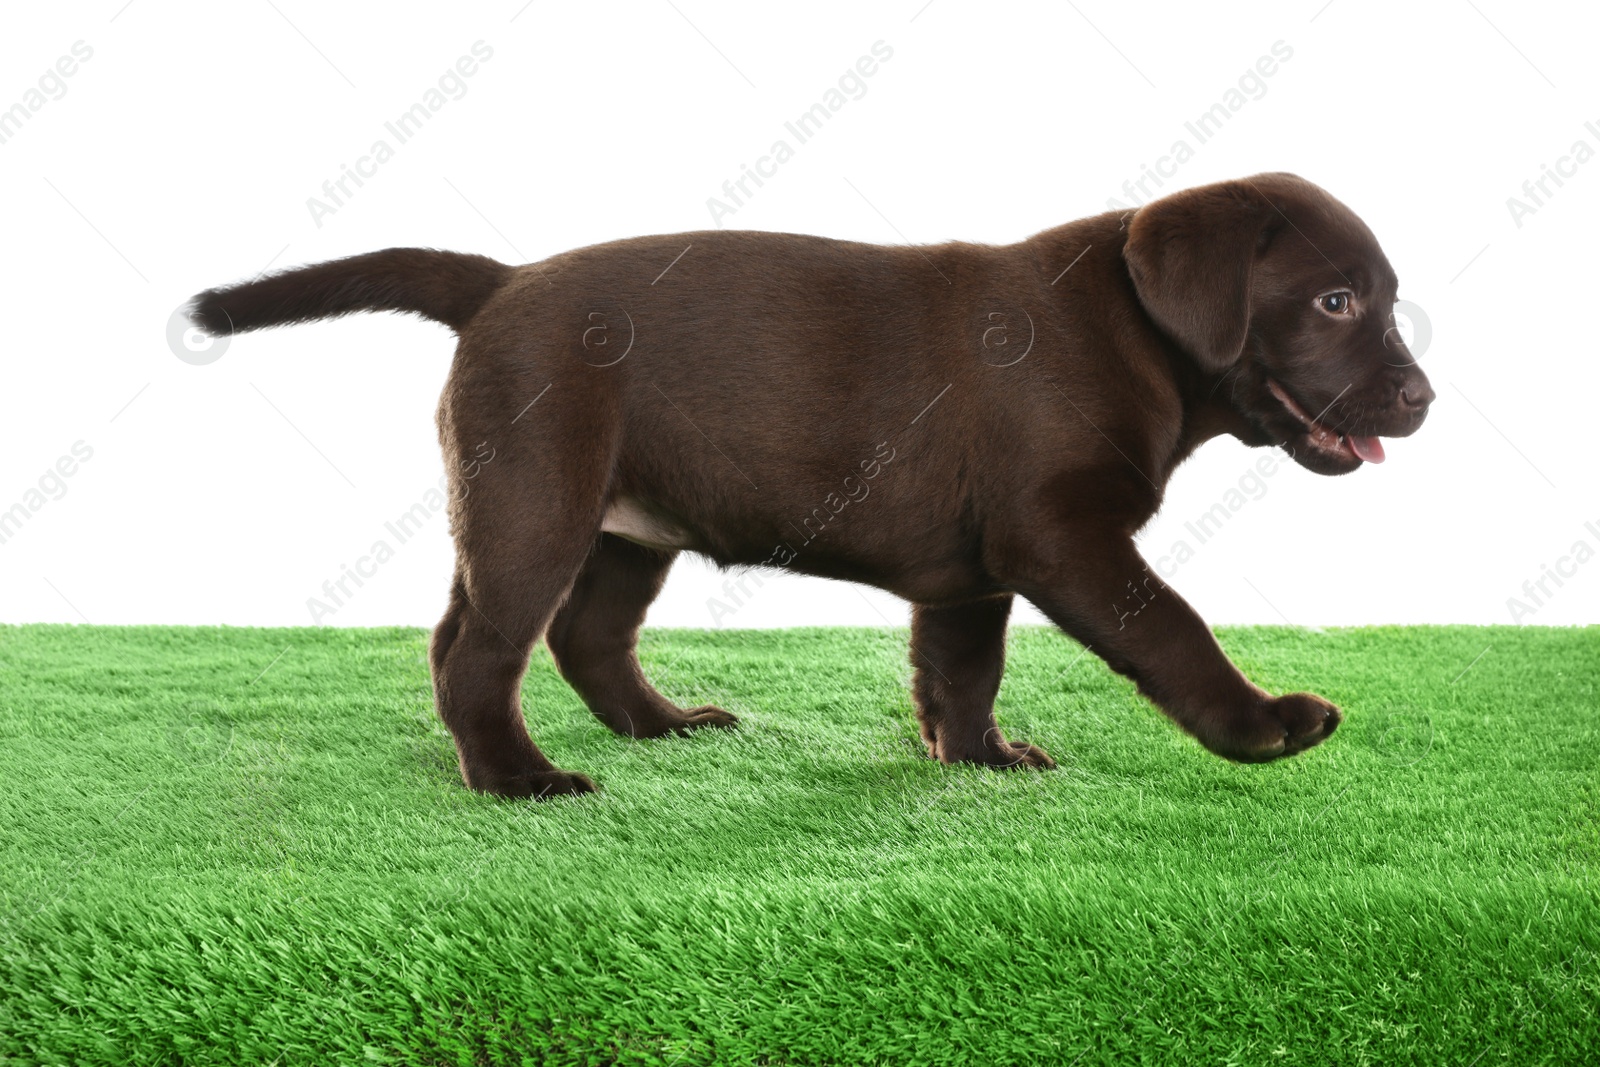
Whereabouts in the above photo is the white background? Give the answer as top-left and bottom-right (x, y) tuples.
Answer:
(2, 1), (1596, 630)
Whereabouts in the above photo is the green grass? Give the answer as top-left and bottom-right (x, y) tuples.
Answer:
(0, 624), (1595, 1066)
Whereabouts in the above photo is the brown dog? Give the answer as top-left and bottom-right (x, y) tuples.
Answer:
(191, 172), (1433, 798)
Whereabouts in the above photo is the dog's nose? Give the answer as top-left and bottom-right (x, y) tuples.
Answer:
(1398, 379), (1434, 412)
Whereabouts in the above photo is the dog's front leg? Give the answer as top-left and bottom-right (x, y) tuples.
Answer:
(1012, 532), (1340, 762)
(908, 595), (1055, 769)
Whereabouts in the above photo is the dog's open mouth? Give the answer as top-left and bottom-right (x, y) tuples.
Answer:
(1266, 379), (1386, 465)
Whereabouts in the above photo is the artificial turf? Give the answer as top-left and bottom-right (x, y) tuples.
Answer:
(0, 623), (1595, 1065)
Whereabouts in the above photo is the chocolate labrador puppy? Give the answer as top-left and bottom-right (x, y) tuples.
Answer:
(191, 172), (1432, 798)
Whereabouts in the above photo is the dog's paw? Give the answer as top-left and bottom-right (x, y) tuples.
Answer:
(465, 766), (598, 799)
(1203, 692), (1341, 763)
(992, 739), (1057, 770)
(926, 724), (1058, 770)
(676, 704), (740, 732)
(938, 730), (1056, 770)
(628, 704), (740, 738)
(1271, 692), (1342, 755)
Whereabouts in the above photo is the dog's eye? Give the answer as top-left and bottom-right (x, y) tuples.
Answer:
(1317, 291), (1353, 316)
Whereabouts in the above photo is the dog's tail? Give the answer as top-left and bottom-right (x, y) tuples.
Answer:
(188, 248), (514, 337)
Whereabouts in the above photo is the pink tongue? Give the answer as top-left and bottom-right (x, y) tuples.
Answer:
(1348, 435), (1386, 464)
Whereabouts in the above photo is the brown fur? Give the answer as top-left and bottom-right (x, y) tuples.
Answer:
(191, 172), (1433, 798)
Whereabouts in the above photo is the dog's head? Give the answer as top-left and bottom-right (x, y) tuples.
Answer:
(1124, 172), (1433, 474)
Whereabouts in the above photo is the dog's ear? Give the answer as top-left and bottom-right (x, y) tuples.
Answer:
(1123, 181), (1273, 373)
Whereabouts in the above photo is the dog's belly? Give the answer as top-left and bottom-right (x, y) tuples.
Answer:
(600, 495), (704, 552)
(601, 495), (998, 604)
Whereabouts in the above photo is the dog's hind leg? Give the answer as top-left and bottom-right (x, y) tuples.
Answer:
(546, 534), (738, 738)
(429, 520), (603, 798)
(430, 569), (597, 799)
(428, 376), (614, 798)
